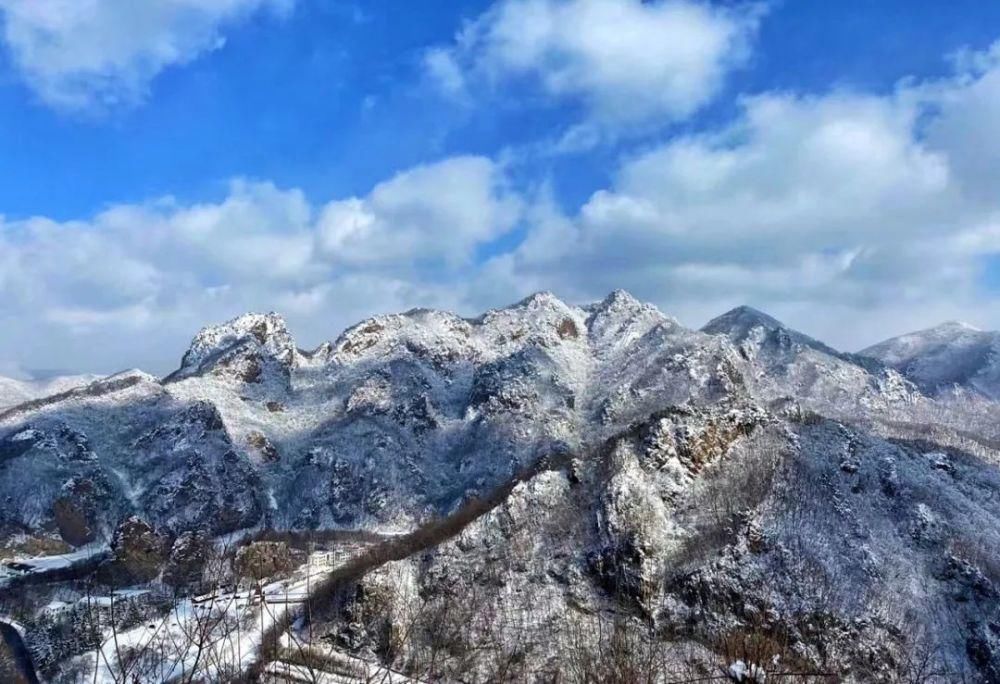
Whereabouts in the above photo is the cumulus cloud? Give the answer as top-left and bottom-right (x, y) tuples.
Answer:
(315, 156), (521, 268)
(0, 157), (518, 373)
(0, 0), (293, 110)
(8, 23), (1000, 373)
(426, 0), (761, 126)
(486, 40), (1000, 349)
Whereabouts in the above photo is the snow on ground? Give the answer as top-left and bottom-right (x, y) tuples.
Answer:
(863, 321), (1000, 398)
(84, 549), (359, 682)
(265, 647), (422, 683)
(5, 291), (1000, 680)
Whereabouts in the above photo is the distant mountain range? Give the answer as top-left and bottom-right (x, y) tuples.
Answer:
(863, 320), (1000, 400)
(0, 373), (103, 411)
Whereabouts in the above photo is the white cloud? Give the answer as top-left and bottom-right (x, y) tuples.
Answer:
(315, 156), (521, 267)
(486, 40), (1000, 349)
(8, 25), (1000, 373)
(0, 157), (518, 373)
(0, 0), (293, 110)
(427, 0), (762, 125)
(423, 47), (467, 97)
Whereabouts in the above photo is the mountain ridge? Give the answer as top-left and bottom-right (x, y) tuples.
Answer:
(2, 291), (1000, 681)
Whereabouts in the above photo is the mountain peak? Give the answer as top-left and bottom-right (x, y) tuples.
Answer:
(599, 289), (640, 308)
(863, 320), (991, 361)
(584, 290), (651, 319)
(930, 320), (981, 334)
(3, 296), (1000, 682)
(702, 305), (785, 340)
(583, 290), (674, 355)
(168, 311), (297, 384)
(701, 304), (866, 369)
(514, 291), (566, 310)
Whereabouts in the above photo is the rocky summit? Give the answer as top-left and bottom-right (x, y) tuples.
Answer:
(1, 291), (1000, 683)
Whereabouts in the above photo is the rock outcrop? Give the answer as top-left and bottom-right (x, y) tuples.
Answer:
(166, 312), (298, 389)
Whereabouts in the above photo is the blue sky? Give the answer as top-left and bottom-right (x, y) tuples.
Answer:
(1, 0), (1000, 374)
(5, 0), (1000, 220)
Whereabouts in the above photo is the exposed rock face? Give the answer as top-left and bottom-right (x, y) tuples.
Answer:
(312, 405), (1000, 681)
(110, 516), (164, 583)
(162, 530), (212, 588)
(703, 305), (914, 413)
(0, 423), (124, 545)
(246, 430), (280, 462)
(967, 620), (1000, 683)
(130, 401), (265, 535)
(52, 492), (95, 547)
(583, 289), (672, 356)
(0, 631), (32, 684)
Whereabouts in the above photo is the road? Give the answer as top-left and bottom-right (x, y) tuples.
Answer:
(0, 618), (40, 684)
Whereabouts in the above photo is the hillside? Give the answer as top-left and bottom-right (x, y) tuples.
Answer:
(0, 292), (998, 682)
(863, 322), (1000, 400)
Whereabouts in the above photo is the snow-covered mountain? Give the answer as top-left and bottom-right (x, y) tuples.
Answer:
(702, 305), (917, 413)
(862, 321), (1000, 399)
(1, 292), (999, 682)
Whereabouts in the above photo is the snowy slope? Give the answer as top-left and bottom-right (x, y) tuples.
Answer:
(702, 305), (918, 415)
(862, 321), (1000, 399)
(302, 394), (1000, 682)
(4, 294), (994, 544)
(3, 292), (1000, 681)
(0, 292), (743, 540)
